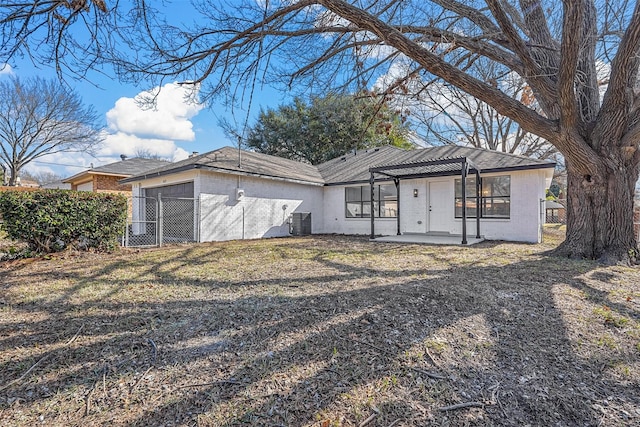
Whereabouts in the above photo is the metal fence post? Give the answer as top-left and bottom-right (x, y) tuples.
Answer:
(195, 197), (200, 242)
(125, 218), (129, 247)
(158, 193), (163, 247)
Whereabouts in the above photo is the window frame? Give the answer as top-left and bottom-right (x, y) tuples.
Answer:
(454, 175), (510, 219)
(345, 184), (398, 218)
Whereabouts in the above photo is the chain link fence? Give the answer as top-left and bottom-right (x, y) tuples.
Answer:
(123, 195), (198, 247)
(160, 197), (198, 244)
(545, 199), (640, 242)
(545, 198), (566, 224)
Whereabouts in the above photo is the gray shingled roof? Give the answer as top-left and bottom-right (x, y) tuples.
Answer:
(121, 146), (325, 185)
(317, 145), (556, 184)
(545, 200), (566, 209)
(64, 157), (170, 183)
(123, 145), (555, 186)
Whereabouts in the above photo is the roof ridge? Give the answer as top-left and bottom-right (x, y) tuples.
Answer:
(422, 144), (552, 163)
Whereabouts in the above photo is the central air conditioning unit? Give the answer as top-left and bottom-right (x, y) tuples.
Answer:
(236, 188), (245, 200)
(289, 212), (312, 236)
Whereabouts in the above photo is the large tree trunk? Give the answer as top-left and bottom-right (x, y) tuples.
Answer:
(556, 156), (639, 264)
(8, 165), (18, 186)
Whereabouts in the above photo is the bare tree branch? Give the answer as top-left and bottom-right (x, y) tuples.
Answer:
(558, 0), (584, 129)
(0, 76), (102, 185)
(597, 1), (640, 148)
(318, 0), (558, 142)
(486, 0), (557, 113)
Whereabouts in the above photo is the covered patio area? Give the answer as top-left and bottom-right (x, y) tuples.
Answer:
(369, 156), (482, 245)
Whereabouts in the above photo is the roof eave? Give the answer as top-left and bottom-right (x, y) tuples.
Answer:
(199, 166), (325, 186)
(121, 163), (325, 187)
(325, 162), (556, 186)
(63, 170), (131, 184)
(119, 164), (200, 184)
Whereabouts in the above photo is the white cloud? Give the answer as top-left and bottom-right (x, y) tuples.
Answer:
(28, 82), (203, 178)
(99, 82), (203, 163)
(28, 151), (95, 178)
(173, 147), (190, 162)
(106, 82), (203, 141)
(0, 63), (13, 75)
(22, 163), (57, 176)
(98, 131), (181, 158)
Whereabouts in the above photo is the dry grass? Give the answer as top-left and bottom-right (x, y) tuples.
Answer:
(1, 227), (639, 426)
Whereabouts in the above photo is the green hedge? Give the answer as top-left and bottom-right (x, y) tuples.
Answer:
(0, 190), (127, 253)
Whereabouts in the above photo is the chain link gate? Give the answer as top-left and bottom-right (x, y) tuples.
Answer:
(123, 195), (198, 247)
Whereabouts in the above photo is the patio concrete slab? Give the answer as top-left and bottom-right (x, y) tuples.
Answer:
(372, 233), (485, 246)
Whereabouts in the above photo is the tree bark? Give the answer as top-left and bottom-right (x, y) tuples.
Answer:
(8, 165), (18, 186)
(556, 153), (639, 264)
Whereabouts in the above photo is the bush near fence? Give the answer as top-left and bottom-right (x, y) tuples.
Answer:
(0, 189), (127, 253)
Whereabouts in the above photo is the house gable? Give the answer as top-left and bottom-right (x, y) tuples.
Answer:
(63, 157), (170, 193)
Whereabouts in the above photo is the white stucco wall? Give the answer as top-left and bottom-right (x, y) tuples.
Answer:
(451, 170), (547, 243)
(129, 166), (550, 244)
(322, 169), (550, 243)
(198, 171), (324, 242)
(320, 183), (399, 236)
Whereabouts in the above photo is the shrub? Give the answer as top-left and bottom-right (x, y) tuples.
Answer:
(0, 189), (127, 253)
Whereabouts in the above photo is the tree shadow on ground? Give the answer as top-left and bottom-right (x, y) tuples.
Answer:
(0, 236), (638, 426)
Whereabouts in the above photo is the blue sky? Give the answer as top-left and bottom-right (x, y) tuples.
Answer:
(0, 2), (293, 179)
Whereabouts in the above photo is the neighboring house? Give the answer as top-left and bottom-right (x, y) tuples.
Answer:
(63, 156), (170, 194)
(545, 200), (566, 224)
(121, 145), (555, 244)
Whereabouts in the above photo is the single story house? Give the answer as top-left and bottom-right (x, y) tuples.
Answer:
(121, 146), (555, 244)
(63, 156), (170, 194)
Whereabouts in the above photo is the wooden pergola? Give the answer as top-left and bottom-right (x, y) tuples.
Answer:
(369, 156), (482, 244)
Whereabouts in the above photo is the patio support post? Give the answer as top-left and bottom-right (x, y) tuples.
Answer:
(370, 172), (375, 239)
(476, 170), (481, 238)
(394, 178), (400, 235)
(461, 160), (468, 245)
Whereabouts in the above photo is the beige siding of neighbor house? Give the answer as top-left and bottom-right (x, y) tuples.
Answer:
(72, 174), (131, 193)
(75, 181), (94, 192)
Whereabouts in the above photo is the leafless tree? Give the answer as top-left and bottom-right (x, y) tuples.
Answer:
(0, 76), (102, 185)
(376, 58), (559, 160)
(1, 0), (639, 262)
(133, 148), (168, 161)
(18, 170), (65, 186)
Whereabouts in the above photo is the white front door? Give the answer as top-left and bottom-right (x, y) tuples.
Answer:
(428, 180), (450, 232)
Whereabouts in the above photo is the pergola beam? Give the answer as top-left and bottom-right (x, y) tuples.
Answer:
(369, 157), (479, 173)
(368, 156), (482, 244)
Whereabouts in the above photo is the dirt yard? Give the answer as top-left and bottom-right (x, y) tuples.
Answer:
(1, 228), (639, 426)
